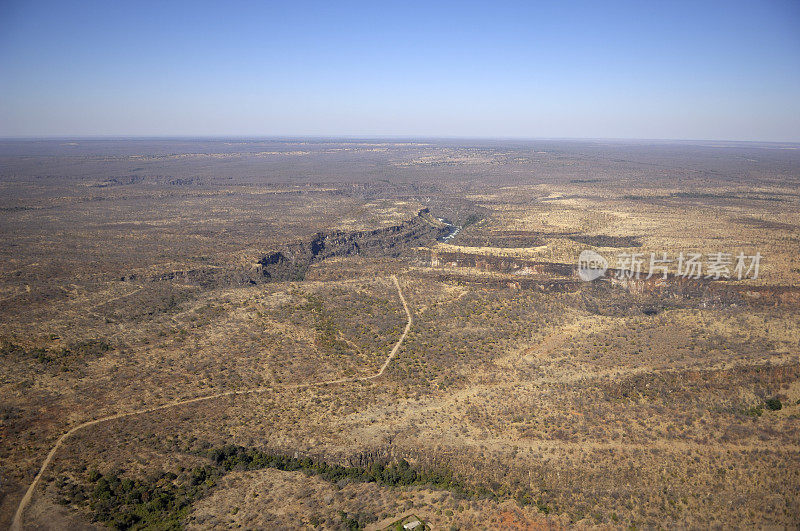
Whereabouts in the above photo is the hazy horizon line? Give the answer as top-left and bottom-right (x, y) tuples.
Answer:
(1, 135), (799, 146)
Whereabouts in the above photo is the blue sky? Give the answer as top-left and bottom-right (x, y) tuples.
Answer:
(1, 0), (798, 140)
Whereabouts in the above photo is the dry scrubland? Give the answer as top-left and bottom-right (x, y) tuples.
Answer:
(1, 139), (799, 529)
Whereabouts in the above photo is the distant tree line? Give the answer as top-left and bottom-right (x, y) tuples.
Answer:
(56, 442), (553, 530)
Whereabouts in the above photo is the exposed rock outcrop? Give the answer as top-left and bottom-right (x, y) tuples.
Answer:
(255, 208), (448, 281)
(120, 209), (447, 286)
(417, 248), (800, 308)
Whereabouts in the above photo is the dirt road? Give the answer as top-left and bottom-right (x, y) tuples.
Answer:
(11, 275), (412, 530)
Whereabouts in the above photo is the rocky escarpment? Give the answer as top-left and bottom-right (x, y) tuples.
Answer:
(119, 209), (447, 286)
(416, 248), (800, 308)
(255, 208), (448, 281)
(420, 249), (575, 277)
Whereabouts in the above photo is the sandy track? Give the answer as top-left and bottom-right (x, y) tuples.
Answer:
(11, 275), (412, 530)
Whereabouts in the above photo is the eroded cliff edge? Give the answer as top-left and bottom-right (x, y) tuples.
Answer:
(255, 208), (448, 281)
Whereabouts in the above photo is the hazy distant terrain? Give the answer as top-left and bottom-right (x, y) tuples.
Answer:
(1, 139), (799, 529)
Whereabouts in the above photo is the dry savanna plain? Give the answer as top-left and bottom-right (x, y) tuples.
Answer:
(1, 139), (799, 530)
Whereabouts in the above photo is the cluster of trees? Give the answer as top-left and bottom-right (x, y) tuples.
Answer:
(208, 444), (460, 492)
(0, 341), (50, 363)
(207, 444), (553, 513)
(1, 338), (110, 366)
(747, 396), (783, 416)
(59, 443), (553, 530)
(765, 397), (783, 411)
(58, 466), (217, 530)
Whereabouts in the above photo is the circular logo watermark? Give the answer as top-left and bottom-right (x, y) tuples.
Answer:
(578, 250), (608, 281)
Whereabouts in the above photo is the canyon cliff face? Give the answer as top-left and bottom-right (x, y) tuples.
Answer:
(420, 249), (575, 277)
(416, 248), (800, 308)
(120, 208), (447, 286)
(256, 208), (448, 281)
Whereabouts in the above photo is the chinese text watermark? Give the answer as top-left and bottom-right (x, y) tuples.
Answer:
(578, 251), (761, 281)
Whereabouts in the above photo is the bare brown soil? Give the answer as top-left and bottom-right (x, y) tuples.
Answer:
(1, 139), (799, 529)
